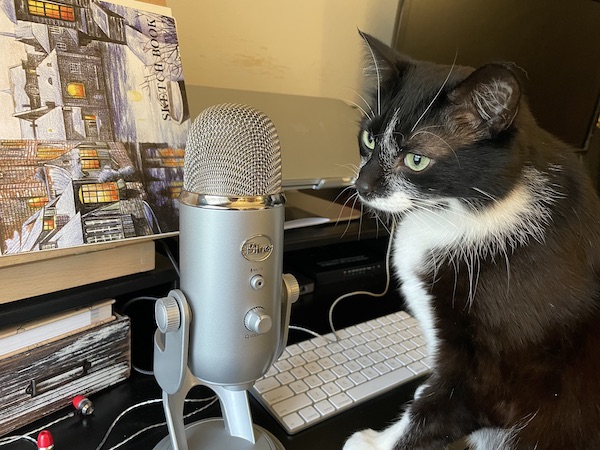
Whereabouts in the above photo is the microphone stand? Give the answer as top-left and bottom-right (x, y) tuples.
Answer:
(152, 276), (298, 450)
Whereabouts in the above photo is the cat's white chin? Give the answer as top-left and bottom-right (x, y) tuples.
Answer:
(360, 191), (413, 215)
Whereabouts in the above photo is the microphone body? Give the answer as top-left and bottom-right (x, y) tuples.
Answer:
(179, 201), (284, 386)
(153, 103), (295, 449)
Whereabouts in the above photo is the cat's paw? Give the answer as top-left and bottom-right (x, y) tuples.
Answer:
(343, 429), (386, 450)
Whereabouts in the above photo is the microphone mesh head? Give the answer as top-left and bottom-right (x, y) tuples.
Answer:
(184, 103), (282, 196)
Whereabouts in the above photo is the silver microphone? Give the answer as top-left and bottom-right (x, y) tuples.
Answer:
(179, 103), (285, 387)
(153, 104), (297, 450)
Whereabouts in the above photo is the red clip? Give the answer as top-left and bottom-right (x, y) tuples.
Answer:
(37, 430), (54, 450)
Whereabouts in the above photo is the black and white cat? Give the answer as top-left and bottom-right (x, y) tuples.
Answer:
(343, 32), (600, 450)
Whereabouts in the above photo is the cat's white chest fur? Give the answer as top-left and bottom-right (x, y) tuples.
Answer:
(391, 202), (471, 359)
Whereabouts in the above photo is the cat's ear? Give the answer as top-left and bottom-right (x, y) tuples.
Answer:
(359, 30), (409, 81)
(447, 63), (521, 137)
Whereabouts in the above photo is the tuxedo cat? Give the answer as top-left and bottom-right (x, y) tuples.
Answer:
(343, 32), (600, 450)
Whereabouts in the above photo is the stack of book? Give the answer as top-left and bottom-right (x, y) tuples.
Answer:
(0, 300), (131, 437)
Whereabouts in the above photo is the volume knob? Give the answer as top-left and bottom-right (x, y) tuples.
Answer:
(244, 307), (272, 334)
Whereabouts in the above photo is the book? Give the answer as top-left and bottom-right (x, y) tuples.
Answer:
(0, 314), (130, 437)
(0, 299), (115, 359)
(0, 0), (190, 257)
(0, 239), (155, 303)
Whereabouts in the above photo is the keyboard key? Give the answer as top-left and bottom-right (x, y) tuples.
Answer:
(307, 387), (327, 402)
(343, 348), (360, 360)
(274, 360), (293, 372)
(318, 369), (336, 383)
(361, 367), (379, 380)
(299, 340), (316, 351)
(314, 399), (335, 415)
(264, 385), (294, 404)
(321, 381), (341, 396)
(290, 380), (309, 394)
(291, 366), (309, 379)
(330, 392), (352, 409)
(312, 337), (329, 347)
(373, 362), (391, 375)
(343, 360), (362, 373)
(304, 375), (323, 389)
(289, 355), (307, 367)
(335, 376), (355, 390)
(331, 365), (349, 378)
(254, 377), (280, 394)
(304, 362), (322, 375)
(273, 393), (311, 416)
(318, 357), (335, 370)
(315, 347), (332, 358)
(348, 367), (414, 402)
(348, 372), (367, 386)
(331, 353), (348, 365)
(408, 361), (428, 375)
(282, 412), (304, 430)
(299, 406), (320, 423)
(276, 371), (295, 385)
(302, 350), (319, 362)
(286, 344), (302, 355)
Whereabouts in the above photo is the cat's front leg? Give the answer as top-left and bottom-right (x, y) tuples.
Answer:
(344, 412), (411, 450)
(343, 378), (477, 450)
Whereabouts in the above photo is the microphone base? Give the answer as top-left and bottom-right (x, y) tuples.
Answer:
(153, 418), (285, 450)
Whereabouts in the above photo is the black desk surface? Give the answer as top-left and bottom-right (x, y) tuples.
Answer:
(4, 369), (422, 450)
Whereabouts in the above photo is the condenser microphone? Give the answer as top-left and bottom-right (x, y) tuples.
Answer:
(180, 103), (285, 386)
(153, 103), (298, 450)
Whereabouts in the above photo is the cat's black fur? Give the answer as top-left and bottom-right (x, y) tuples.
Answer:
(344, 32), (600, 450)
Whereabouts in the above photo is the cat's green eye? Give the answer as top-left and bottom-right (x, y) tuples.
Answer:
(404, 153), (431, 172)
(361, 130), (376, 151)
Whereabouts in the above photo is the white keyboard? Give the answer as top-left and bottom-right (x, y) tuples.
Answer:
(250, 310), (431, 434)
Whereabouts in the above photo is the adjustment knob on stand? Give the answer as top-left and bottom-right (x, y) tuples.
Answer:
(155, 296), (181, 333)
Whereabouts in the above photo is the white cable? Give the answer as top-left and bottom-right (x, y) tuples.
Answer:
(95, 395), (218, 450)
(288, 325), (335, 342)
(0, 412), (75, 447)
(327, 220), (396, 340)
(100, 396), (219, 450)
(0, 434), (37, 447)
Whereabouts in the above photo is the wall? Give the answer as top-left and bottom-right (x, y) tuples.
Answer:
(166, 0), (400, 103)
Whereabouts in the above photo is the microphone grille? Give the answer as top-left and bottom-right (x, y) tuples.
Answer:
(184, 103), (282, 196)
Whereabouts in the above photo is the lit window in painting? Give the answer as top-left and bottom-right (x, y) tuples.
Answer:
(66, 82), (86, 98)
(80, 148), (100, 169)
(169, 185), (182, 199)
(43, 217), (55, 231)
(79, 183), (119, 204)
(27, 197), (49, 208)
(79, 149), (98, 158)
(28, 1), (75, 21)
(159, 148), (185, 158)
(161, 157), (184, 167)
(37, 146), (65, 159)
(81, 158), (100, 169)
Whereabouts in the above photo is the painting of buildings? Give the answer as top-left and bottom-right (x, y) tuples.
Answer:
(0, 0), (189, 255)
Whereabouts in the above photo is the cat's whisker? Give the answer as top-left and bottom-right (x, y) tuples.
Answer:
(411, 129), (460, 167)
(345, 99), (374, 120)
(410, 51), (458, 133)
(362, 35), (382, 116)
(344, 87), (376, 120)
(471, 186), (499, 203)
